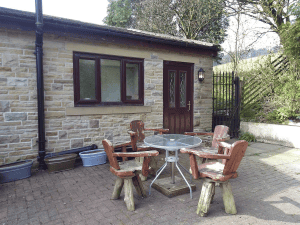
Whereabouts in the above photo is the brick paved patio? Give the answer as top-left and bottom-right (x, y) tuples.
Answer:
(0, 141), (299, 225)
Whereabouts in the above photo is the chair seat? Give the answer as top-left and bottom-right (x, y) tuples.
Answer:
(191, 146), (218, 154)
(199, 162), (238, 182)
(119, 160), (142, 171)
(110, 159), (157, 178)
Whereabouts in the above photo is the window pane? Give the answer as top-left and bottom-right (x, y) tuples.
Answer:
(169, 71), (176, 108)
(126, 63), (139, 100)
(101, 59), (121, 102)
(79, 59), (96, 100)
(179, 71), (186, 107)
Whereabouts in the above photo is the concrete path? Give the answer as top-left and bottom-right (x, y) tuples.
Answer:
(0, 141), (299, 224)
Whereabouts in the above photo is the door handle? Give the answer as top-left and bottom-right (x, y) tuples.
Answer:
(188, 101), (191, 111)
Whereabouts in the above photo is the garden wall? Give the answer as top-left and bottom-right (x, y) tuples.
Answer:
(241, 121), (300, 148)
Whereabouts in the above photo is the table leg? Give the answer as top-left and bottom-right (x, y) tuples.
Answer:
(171, 162), (175, 184)
(169, 149), (179, 184)
(149, 162), (168, 196)
(177, 162), (193, 183)
(175, 162), (193, 199)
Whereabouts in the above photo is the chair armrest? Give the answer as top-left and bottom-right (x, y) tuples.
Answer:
(180, 148), (230, 160)
(218, 141), (232, 148)
(112, 150), (159, 158)
(114, 142), (132, 149)
(144, 128), (169, 134)
(127, 130), (137, 137)
(184, 132), (214, 136)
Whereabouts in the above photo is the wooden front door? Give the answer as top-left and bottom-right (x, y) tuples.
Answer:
(163, 61), (193, 134)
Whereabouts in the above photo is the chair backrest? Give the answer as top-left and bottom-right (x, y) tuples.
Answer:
(222, 140), (248, 175)
(212, 125), (229, 148)
(102, 139), (120, 170)
(130, 120), (145, 142)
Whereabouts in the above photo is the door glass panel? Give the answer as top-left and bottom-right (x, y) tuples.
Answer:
(126, 63), (139, 100)
(179, 71), (186, 107)
(101, 59), (121, 102)
(169, 71), (176, 108)
(79, 59), (96, 100)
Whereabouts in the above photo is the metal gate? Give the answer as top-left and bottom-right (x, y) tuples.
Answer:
(212, 72), (241, 137)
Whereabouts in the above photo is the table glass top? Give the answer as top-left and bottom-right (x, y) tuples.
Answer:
(144, 134), (202, 150)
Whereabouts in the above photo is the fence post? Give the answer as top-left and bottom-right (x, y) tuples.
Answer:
(240, 77), (244, 111)
(212, 72), (215, 131)
(234, 77), (241, 137)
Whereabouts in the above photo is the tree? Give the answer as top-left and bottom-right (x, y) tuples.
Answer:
(223, 1), (274, 73)
(133, 1), (178, 36)
(280, 18), (300, 62)
(135, 0), (228, 44)
(103, 0), (133, 28)
(224, 5), (250, 73)
(104, 0), (229, 44)
(231, 0), (298, 35)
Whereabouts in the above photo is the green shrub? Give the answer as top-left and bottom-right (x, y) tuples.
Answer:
(280, 19), (300, 62)
(239, 132), (256, 142)
(240, 101), (262, 122)
(266, 110), (287, 123)
(238, 53), (300, 124)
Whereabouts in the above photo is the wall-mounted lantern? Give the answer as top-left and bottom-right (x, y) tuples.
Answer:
(198, 68), (205, 82)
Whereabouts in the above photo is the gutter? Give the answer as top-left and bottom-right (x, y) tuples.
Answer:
(34, 0), (46, 170)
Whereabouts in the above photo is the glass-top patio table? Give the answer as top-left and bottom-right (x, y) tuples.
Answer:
(144, 134), (202, 198)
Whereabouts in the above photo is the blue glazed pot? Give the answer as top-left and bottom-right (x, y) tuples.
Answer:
(0, 160), (33, 183)
(79, 149), (107, 167)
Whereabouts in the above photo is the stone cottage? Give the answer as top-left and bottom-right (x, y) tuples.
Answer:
(0, 7), (218, 164)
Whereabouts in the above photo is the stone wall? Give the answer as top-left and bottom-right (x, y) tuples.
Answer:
(241, 121), (300, 148)
(0, 28), (213, 164)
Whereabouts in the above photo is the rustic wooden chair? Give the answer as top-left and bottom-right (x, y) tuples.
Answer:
(180, 140), (248, 216)
(184, 125), (230, 167)
(102, 139), (159, 211)
(184, 125), (230, 154)
(128, 120), (169, 152)
(128, 120), (169, 179)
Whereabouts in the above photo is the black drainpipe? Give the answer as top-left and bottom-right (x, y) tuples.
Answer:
(35, 0), (46, 170)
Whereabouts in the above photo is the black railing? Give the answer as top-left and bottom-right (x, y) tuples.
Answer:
(213, 72), (240, 137)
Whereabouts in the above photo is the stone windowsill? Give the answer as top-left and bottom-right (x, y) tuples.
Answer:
(66, 106), (151, 116)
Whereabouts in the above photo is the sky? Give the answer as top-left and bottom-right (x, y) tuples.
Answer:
(0, 0), (109, 25)
(223, 14), (280, 53)
(0, 0), (280, 52)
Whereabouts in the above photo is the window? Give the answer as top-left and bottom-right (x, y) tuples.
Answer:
(73, 52), (144, 106)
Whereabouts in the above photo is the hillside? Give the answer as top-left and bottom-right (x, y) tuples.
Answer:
(213, 52), (281, 74)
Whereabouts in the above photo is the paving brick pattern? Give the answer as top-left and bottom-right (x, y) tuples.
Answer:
(0, 141), (299, 224)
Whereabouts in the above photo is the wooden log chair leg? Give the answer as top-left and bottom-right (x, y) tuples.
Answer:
(136, 158), (157, 181)
(197, 180), (215, 217)
(124, 178), (135, 211)
(132, 174), (147, 198)
(135, 157), (147, 181)
(134, 157), (147, 181)
(211, 182), (216, 204)
(148, 157), (158, 175)
(111, 177), (124, 200)
(221, 181), (237, 215)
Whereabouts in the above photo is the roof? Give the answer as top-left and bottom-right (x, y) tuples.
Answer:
(0, 7), (219, 52)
